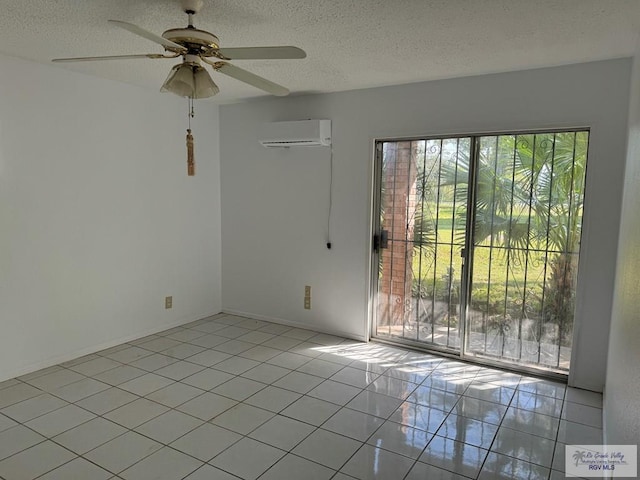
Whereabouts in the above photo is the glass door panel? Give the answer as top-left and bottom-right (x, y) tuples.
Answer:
(464, 132), (588, 372)
(374, 137), (470, 352)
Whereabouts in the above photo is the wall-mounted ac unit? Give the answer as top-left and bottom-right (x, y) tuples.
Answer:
(259, 119), (331, 148)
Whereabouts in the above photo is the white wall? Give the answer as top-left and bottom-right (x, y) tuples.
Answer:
(220, 59), (631, 391)
(0, 54), (222, 381)
(604, 49), (640, 443)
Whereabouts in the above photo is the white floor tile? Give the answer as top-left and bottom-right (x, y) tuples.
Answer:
(517, 379), (566, 399)
(565, 387), (603, 408)
(464, 380), (515, 406)
(189, 334), (229, 349)
(137, 338), (182, 354)
(50, 377), (110, 402)
(68, 357), (122, 376)
(492, 427), (556, 467)
(213, 340), (255, 355)
(405, 461), (469, 480)
(118, 373), (176, 397)
(387, 402), (448, 433)
(259, 453), (335, 480)
(135, 410), (202, 444)
(129, 354), (177, 372)
(322, 408), (384, 441)
(308, 380), (361, 405)
(244, 385), (301, 412)
(512, 389), (564, 417)
(451, 395), (507, 425)
(557, 419), (603, 445)
(145, 382), (203, 408)
(37, 457), (112, 480)
(436, 413), (498, 449)
(183, 464), (240, 479)
(561, 402), (603, 428)
(367, 420), (432, 458)
(236, 330), (276, 345)
(241, 363), (291, 384)
(25, 404), (95, 437)
(75, 387), (138, 415)
(212, 356), (260, 375)
(346, 390), (404, 419)
(249, 415), (316, 450)
(103, 398), (168, 428)
(267, 352), (312, 369)
(281, 396), (341, 426)
(238, 345), (283, 362)
(0, 440), (75, 480)
(104, 346), (154, 364)
(185, 349), (231, 367)
(182, 368), (234, 390)
(420, 435), (488, 478)
(171, 423), (242, 461)
(330, 366), (380, 388)
(119, 446), (203, 480)
(211, 376), (266, 401)
(211, 403), (274, 434)
(479, 451), (551, 480)
(501, 406), (560, 440)
(273, 371), (325, 394)
(341, 444), (414, 480)
(1, 393), (68, 423)
(210, 437), (286, 480)
(53, 417), (126, 454)
(94, 365), (148, 385)
(292, 428), (362, 469)
(0, 414), (17, 433)
(262, 336), (303, 351)
(153, 361), (205, 381)
(176, 392), (237, 420)
(365, 376), (418, 400)
(24, 369), (85, 392)
(0, 425), (45, 461)
(85, 431), (162, 474)
(297, 359), (344, 378)
(406, 385), (462, 412)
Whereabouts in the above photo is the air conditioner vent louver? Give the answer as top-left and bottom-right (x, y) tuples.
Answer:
(260, 120), (331, 148)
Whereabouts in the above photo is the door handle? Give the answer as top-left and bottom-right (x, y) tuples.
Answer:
(373, 230), (389, 251)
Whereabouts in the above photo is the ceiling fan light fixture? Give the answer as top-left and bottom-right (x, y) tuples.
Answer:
(161, 62), (219, 99)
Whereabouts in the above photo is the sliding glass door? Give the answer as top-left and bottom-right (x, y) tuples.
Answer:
(372, 130), (589, 375)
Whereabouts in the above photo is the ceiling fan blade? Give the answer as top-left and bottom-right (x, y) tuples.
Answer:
(52, 53), (177, 63)
(217, 46), (306, 60)
(211, 61), (289, 96)
(108, 20), (187, 52)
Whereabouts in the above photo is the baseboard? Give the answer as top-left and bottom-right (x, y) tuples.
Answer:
(221, 309), (368, 343)
(0, 310), (222, 383)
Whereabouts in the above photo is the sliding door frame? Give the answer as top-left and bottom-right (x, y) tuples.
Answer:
(370, 127), (590, 381)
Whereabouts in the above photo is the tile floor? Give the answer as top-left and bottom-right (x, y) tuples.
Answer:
(0, 313), (603, 480)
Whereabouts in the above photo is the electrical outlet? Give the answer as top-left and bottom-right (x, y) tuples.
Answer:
(305, 285), (311, 297)
(165, 296), (173, 309)
(304, 297), (311, 310)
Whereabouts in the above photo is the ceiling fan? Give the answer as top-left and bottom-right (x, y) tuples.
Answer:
(52, 0), (306, 98)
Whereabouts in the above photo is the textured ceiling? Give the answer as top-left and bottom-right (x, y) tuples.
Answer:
(1, 0), (639, 103)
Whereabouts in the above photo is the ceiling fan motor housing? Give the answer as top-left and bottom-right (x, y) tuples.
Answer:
(162, 28), (220, 53)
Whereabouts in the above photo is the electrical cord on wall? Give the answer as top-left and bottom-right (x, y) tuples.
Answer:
(326, 147), (333, 249)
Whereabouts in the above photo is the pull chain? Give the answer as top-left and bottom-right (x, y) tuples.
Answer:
(186, 97), (195, 176)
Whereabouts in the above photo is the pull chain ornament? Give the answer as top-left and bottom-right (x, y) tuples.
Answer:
(186, 97), (195, 176)
(186, 128), (195, 176)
